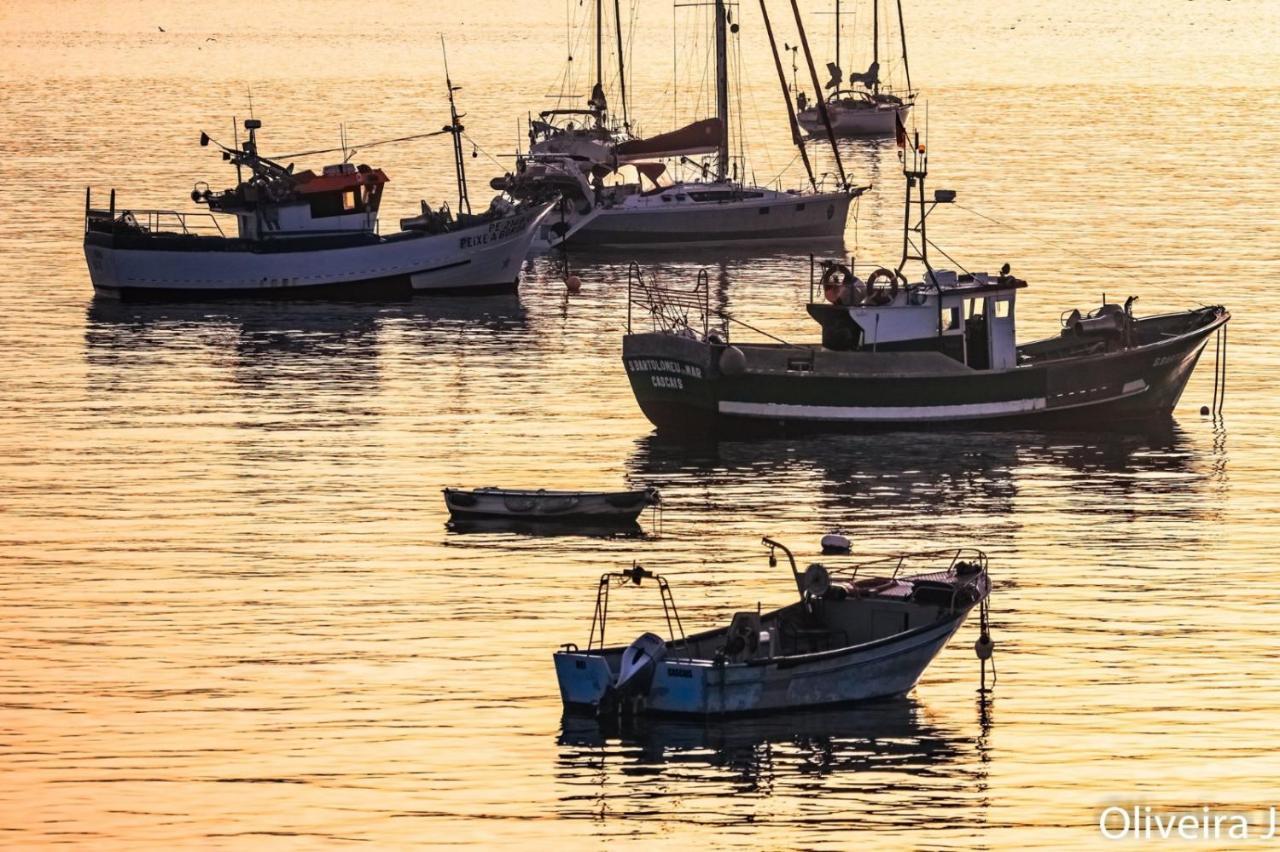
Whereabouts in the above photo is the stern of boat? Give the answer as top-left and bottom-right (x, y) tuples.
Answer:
(554, 650), (616, 710)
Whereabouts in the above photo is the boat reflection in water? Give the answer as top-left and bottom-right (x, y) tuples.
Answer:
(557, 697), (989, 823)
(445, 517), (647, 539)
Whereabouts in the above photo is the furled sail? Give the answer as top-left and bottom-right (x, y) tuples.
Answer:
(850, 61), (881, 89)
(824, 63), (843, 91)
(614, 118), (724, 164)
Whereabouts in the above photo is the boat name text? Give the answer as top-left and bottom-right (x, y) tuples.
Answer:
(626, 358), (704, 379)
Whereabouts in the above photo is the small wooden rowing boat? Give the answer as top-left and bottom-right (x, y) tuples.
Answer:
(442, 486), (659, 523)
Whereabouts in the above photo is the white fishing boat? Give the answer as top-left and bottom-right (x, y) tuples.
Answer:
(554, 537), (991, 716)
(795, 0), (916, 137)
(497, 0), (862, 251)
(84, 63), (552, 300)
(443, 486), (660, 523)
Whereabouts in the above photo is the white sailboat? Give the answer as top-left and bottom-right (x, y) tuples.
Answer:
(496, 0), (862, 250)
(796, 0), (915, 137)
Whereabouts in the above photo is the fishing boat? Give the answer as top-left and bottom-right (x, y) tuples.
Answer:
(553, 537), (991, 716)
(495, 0), (861, 250)
(84, 65), (552, 300)
(443, 486), (660, 523)
(620, 136), (1230, 435)
(795, 0), (915, 137)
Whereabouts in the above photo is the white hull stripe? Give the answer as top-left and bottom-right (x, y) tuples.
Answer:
(718, 397), (1047, 421)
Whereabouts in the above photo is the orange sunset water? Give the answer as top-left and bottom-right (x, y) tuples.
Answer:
(1, 0), (1279, 848)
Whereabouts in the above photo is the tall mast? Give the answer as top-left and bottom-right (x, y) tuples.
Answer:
(759, 0), (815, 190)
(714, 0), (729, 182)
(872, 0), (880, 95)
(790, 0), (847, 190)
(596, 0), (603, 101)
(896, 0), (912, 94)
(441, 36), (470, 216)
(835, 0), (840, 77)
(613, 0), (630, 130)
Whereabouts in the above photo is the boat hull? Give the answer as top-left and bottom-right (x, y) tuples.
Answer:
(555, 610), (970, 716)
(443, 488), (657, 523)
(622, 309), (1227, 436)
(84, 203), (553, 300)
(563, 190), (852, 249)
(798, 102), (911, 137)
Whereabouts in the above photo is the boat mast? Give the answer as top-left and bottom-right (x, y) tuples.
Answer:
(441, 37), (471, 216)
(872, 0), (880, 95)
(896, 0), (912, 94)
(714, 0), (730, 182)
(790, 0), (848, 190)
(613, 0), (630, 130)
(834, 0), (840, 77)
(898, 131), (931, 276)
(759, 0), (816, 190)
(596, 0), (603, 102)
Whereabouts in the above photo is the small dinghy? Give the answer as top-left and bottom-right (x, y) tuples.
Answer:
(553, 538), (991, 717)
(443, 486), (659, 524)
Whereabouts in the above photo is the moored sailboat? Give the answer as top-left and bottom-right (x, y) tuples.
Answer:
(795, 0), (915, 137)
(496, 0), (862, 250)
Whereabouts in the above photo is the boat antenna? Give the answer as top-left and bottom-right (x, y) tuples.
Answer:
(231, 116), (243, 185)
(789, 0), (848, 190)
(759, 0), (815, 190)
(440, 35), (472, 216)
(246, 85), (254, 120)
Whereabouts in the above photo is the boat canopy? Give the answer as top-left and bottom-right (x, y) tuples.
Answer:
(290, 165), (389, 196)
(615, 118), (724, 164)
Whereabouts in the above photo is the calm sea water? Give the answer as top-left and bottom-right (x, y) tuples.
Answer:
(2, 0), (1278, 847)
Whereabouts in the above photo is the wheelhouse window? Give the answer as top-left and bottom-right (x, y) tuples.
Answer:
(942, 305), (961, 331)
(342, 189), (357, 211)
(995, 298), (1012, 318)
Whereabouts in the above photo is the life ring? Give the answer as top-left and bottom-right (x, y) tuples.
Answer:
(865, 267), (906, 305)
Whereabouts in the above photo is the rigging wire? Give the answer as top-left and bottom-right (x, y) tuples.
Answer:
(270, 128), (449, 161)
(953, 202), (1206, 306)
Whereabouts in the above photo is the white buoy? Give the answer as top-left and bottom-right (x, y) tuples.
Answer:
(820, 533), (851, 554)
(565, 275), (582, 294)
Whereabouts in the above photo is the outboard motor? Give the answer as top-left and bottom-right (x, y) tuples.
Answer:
(598, 632), (666, 716)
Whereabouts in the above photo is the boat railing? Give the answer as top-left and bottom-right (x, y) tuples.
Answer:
(819, 547), (988, 584)
(627, 262), (711, 339)
(85, 187), (226, 237)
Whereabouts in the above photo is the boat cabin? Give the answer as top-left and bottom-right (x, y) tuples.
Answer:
(200, 161), (388, 241)
(807, 266), (1026, 371)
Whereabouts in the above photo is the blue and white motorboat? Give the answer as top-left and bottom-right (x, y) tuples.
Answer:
(553, 537), (991, 716)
